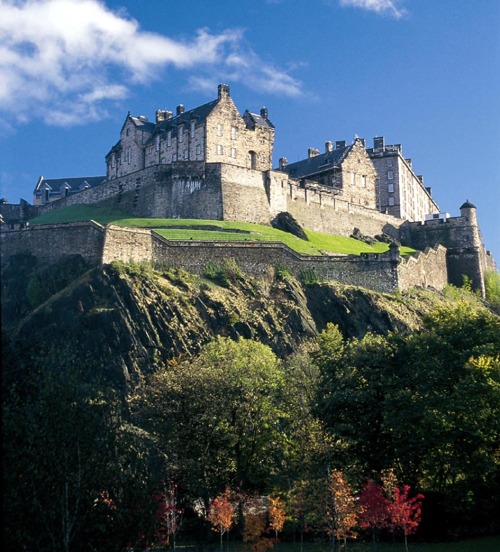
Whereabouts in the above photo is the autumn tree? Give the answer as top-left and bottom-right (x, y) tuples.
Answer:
(242, 495), (274, 552)
(207, 487), (238, 552)
(324, 470), (358, 551)
(268, 496), (286, 540)
(387, 485), (424, 552)
(357, 480), (389, 550)
(154, 481), (183, 549)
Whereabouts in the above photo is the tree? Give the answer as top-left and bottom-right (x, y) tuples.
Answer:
(207, 487), (238, 552)
(134, 337), (292, 497)
(242, 495), (274, 552)
(357, 480), (389, 550)
(387, 485), (424, 552)
(154, 481), (183, 549)
(324, 470), (358, 551)
(268, 496), (286, 540)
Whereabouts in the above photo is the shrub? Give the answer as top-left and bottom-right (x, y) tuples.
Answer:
(300, 268), (319, 285)
(485, 270), (500, 306)
(275, 264), (292, 281)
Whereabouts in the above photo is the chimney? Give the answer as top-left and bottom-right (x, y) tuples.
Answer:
(308, 147), (320, 158)
(417, 175), (424, 184)
(336, 140), (346, 149)
(325, 141), (333, 153)
(373, 136), (385, 150)
(260, 107), (268, 119)
(279, 157), (288, 170)
(358, 138), (366, 147)
(176, 104), (185, 115)
(425, 186), (432, 196)
(406, 158), (412, 168)
(156, 110), (172, 123)
(218, 83), (230, 99)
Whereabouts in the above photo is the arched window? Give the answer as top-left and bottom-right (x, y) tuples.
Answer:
(249, 151), (257, 170)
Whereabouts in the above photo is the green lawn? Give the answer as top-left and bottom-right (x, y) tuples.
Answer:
(28, 205), (415, 257)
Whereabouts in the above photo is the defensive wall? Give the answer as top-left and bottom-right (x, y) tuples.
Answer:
(1, 222), (448, 294)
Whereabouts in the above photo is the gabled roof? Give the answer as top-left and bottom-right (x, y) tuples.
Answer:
(129, 116), (155, 133)
(34, 176), (106, 195)
(279, 145), (351, 178)
(243, 110), (274, 129)
(153, 99), (219, 136)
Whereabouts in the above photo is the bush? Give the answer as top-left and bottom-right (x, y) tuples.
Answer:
(300, 268), (319, 285)
(204, 258), (244, 286)
(485, 270), (500, 306)
(275, 264), (292, 281)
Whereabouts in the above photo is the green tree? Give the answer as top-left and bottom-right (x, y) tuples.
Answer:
(135, 337), (291, 498)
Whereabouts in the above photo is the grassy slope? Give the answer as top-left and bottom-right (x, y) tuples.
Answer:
(29, 205), (415, 256)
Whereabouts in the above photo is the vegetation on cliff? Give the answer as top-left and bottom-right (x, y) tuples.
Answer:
(2, 255), (499, 551)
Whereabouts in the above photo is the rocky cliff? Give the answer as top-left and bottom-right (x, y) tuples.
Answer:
(1, 253), (456, 394)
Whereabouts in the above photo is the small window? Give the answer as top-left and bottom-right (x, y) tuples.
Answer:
(351, 173), (356, 185)
(172, 153), (177, 162)
(111, 154), (115, 168)
(183, 149), (188, 160)
(217, 144), (223, 155)
(388, 183), (394, 193)
(361, 175), (367, 187)
(196, 144), (201, 156)
(231, 126), (237, 140)
(387, 158), (393, 167)
(167, 131), (172, 147)
(126, 128), (129, 137)
(190, 121), (196, 139)
(128, 147), (131, 164)
(388, 197), (395, 206)
(179, 126), (184, 143)
(155, 135), (160, 152)
(231, 147), (236, 158)
(388, 171), (394, 180)
(217, 123), (223, 137)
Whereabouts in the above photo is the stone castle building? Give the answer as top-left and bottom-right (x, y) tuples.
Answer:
(1, 84), (496, 296)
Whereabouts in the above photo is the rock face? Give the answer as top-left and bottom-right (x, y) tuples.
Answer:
(272, 211), (309, 241)
(1, 254), (448, 394)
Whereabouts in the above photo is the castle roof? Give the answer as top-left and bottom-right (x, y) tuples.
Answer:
(34, 176), (106, 197)
(153, 99), (219, 137)
(279, 144), (351, 178)
(460, 199), (476, 209)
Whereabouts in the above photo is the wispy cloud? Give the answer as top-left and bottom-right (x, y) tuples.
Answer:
(0, 0), (303, 127)
(339, 0), (407, 19)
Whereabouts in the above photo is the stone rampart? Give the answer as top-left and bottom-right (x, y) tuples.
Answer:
(102, 225), (153, 265)
(396, 245), (448, 291)
(0, 221), (105, 268)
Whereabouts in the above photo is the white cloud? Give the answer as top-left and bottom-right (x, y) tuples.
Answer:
(0, 0), (303, 127)
(339, 0), (407, 18)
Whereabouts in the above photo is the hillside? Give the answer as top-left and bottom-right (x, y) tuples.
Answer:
(1, 251), (477, 394)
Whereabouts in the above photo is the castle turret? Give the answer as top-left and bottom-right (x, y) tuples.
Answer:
(460, 199), (478, 227)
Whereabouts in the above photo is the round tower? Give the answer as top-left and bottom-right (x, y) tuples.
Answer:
(460, 199), (478, 226)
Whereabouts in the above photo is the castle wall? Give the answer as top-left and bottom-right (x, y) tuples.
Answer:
(400, 214), (488, 295)
(0, 221), (105, 268)
(102, 225), (153, 264)
(151, 233), (400, 293)
(266, 171), (403, 239)
(396, 245), (448, 291)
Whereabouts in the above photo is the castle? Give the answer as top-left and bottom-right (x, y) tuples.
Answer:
(1, 84), (496, 296)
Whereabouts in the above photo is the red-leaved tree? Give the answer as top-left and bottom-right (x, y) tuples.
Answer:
(387, 485), (424, 552)
(154, 482), (183, 549)
(357, 480), (389, 549)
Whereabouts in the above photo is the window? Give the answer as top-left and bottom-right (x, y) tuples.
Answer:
(351, 173), (356, 185)
(179, 126), (184, 143)
(361, 175), (367, 187)
(388, 183), (394, 193)
(231, 126), (237, 140)
(126, 128), (129, 137)
(190, 121), (196, 139)
(387, 158), (393, 167)
(183, 149), (188, 160)
(167, 131), (172, 147)
(217, 144), (223, 155)
(388, 197), (395, 206)
(231, 147), (236, 158)
(128, 147), (131, 164)
(388, 171), (394, 180)
(111, 154), (115, 168)
(196, 144), (201, 156)
(172, 153), (177, 162)
(155, 135), (160, 152)
(249, 151), (257, 169)
(217, 123), (223, 136)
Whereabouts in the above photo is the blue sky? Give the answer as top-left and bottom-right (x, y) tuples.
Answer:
(1, 0), (499, 262)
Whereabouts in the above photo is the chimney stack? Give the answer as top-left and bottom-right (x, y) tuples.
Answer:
(156, 110), (173, 123)
(325, 141), (333, 153)
(308, 147), (320, 158)
(260, 107), (268, 119)
(176, 105), (185, 116)
(373, 136), (385, 150)
(218, 83), (230, 99)
(335, 140), (346, 149)
(279, 157), (288, 170)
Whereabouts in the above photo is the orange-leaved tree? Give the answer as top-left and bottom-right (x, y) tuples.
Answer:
(268, 496), (286, 541)
(207, 488), (238, 552)
(324, 470), (358, 551)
